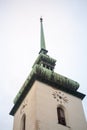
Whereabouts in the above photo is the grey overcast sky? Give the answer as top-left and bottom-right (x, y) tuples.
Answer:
(0, 0), (87, 130)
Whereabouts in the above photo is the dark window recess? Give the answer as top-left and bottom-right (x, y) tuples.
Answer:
(57, 107), (66, 126)
(43, 64), (45, 67)
(21, 114), (26, 130)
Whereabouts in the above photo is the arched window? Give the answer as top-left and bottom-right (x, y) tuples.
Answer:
(57, 107), (66, 126)
(21, 114), (26, 130)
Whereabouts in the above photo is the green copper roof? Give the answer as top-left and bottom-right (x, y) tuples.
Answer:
(10, 64), (85, 115)
(32, 53), (56, 70)
(13, 62), (83, 105)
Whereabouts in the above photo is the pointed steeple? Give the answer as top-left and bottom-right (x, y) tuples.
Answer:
(10, 18), (85, 119)
(40, 17), (46, 49)
(39, 17), (48, 54)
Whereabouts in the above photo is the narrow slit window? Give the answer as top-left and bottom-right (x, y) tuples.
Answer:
(21, 114), (26, 130)
(57, 107), (66, 126)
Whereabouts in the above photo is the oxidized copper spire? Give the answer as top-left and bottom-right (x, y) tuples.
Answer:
(39, 17), (48, 54)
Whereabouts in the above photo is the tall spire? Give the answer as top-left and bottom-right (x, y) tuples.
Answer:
(39, 17), (48, 54)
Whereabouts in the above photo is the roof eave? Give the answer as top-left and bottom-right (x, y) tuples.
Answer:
(9, 71), (85, 116)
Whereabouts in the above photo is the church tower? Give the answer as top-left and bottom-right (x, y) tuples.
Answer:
(10, 18), (87, 130)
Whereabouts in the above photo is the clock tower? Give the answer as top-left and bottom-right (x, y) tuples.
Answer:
(10, 18), (87, 130)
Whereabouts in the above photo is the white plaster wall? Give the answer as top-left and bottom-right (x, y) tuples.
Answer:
(35, 80), (87, 130)
(13, 82), (37, 130)
(13, 80), (87, 130)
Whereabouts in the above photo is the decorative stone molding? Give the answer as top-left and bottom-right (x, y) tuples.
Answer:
(52, 91), (68, 104)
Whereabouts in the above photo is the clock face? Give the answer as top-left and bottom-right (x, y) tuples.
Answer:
(52, 90), (68, 104)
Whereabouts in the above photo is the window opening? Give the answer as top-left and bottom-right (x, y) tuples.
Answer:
(57, 107), (66, 126)
(21, 114), (26, 130)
